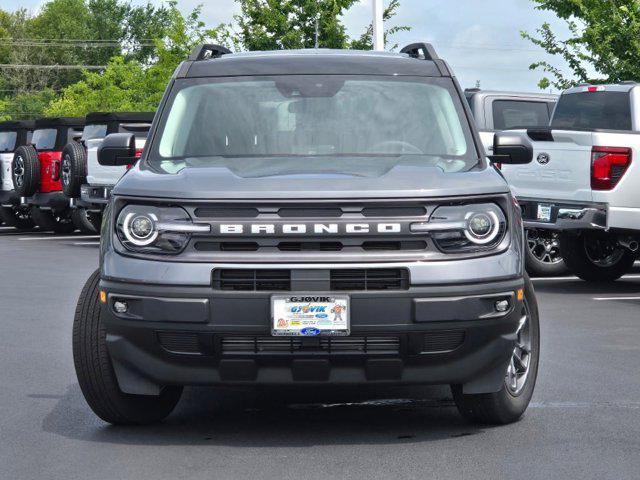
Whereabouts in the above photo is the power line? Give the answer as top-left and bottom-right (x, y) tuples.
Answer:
(0, 64), (106, 70)
(0, 41), (156, 48)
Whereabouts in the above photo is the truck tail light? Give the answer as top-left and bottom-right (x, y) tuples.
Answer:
(591, 146), (632, 190)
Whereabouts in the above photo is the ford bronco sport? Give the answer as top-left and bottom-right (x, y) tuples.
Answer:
(12, 117), (85, 233)
(62, 112), (153, 232)
(0, 120), (36, 230)
(73, 44), (540, 426)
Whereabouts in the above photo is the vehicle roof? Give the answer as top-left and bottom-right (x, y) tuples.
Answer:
(85, 111), (155, 124)
(562, 83), (637, 95)
(464, 89), (558, 100)
(185, 49), (445, 78)
(34, 117), (85, 128)
(0, 120), (35, 131)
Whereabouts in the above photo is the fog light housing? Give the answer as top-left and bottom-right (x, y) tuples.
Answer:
(494, 299), (510, 312)
(113, 300), (129, 314)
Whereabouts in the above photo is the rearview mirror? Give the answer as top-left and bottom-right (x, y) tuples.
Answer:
(488, 131), (533, 165)
(98, 133), (136, 166)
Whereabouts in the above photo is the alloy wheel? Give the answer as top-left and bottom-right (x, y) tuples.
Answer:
(584, 236), (625, 267)
(527, 229), (563, 265)
(13, 156), (24, 188)
(505, 300), (532, 396)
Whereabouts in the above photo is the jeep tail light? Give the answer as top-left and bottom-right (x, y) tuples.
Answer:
(125, 148), (143, 170)
(591, 146), (632, 190)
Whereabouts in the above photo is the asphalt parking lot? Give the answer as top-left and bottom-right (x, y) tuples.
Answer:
(1, 226), (639, 480)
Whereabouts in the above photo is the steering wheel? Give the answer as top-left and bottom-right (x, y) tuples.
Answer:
(369, 140), (423, 154)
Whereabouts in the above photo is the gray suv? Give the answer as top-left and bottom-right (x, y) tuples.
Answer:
(72, 43), (540, 426)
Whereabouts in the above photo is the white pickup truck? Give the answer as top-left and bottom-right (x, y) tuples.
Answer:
(502, 83), (640, 281)
(465, 89), (564, 276)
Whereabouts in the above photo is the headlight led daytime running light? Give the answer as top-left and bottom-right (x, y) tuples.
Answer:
(116, 205), (209, 254)
(411, 202), (507, 253)
(122, 212), (159, 246)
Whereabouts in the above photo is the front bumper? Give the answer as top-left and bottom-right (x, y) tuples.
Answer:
(519, 198), (607, 231)
(100, 277), (525, 396)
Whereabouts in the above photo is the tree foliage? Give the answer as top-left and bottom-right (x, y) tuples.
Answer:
(523, 0), (640, 90)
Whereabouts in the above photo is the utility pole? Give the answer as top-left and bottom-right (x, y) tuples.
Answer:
(372, 0), (384, 51)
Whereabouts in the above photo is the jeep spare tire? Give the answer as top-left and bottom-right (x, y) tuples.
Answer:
(61, 141), (87, 197)
(12, 145), (40, 197)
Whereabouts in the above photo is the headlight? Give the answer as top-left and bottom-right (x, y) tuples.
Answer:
(410, 202), (507, 253)
(116, 205), (210, 254)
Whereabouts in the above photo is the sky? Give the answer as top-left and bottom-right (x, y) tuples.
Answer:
(3, 0), (573, 93)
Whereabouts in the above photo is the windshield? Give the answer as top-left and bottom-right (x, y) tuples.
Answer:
(0, 131), (17, 152)
(150, 75), (478, 174)
(32, 128), (57, 150)
(552, 91), (631, 131)
(82, 124), (107, 141)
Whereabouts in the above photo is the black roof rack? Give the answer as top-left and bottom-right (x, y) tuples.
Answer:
(188, 44), (232, 61)
(86, 111), (155, 124)
(0, 120), (35, 131)
(400, 42), (439, 61)
(35, 117), (85, 128)
(465, 87), (481, 92)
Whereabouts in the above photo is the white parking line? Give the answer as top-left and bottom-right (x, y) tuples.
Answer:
(593, 296), (640, 301)
(18, 235), (99, 241)
(71, 242), (100, 246)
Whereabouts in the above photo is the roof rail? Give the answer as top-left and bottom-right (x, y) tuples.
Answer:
(400, 43), (439, 61)
(188, 44), (232, 61)
(619, 80), (637, 85)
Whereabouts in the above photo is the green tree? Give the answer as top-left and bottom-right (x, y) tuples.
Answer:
(349, 0), (410, 50)
(523, 0), (640, 90)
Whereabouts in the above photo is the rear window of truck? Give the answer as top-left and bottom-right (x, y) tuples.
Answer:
(32, 128), (57, 150)
(551, 91), (631, 131)
(0, 131), (17, 152)
(492, 100), (551, 130)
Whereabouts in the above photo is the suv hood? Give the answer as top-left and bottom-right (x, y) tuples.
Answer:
(113, 161), (508, 200)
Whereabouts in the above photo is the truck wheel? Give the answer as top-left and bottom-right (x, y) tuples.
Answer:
(72, 208), (102, 234)
(61, 141), (87, 197)
(452, 275), (539, 425)
(12, 145), (40, 196)
(30, 207), (76, 234)
(0, 206), (36, 230)
(73, 270), (183, 425)
(560, 232), (636, 282)
(525, 229), (568, 277)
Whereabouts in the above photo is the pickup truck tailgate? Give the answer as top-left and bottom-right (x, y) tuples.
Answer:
(501, 130), (594, 202)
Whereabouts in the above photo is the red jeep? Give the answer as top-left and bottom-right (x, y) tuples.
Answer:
(12, 117), (85, 233)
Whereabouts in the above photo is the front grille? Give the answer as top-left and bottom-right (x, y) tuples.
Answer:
(157, 332), (201, 354)
(213, 268), (409, 291)
(212, 269), (291, 291)
(220, 336), (400, 355)
(195, 240), (427, 253)
(422, 330), (465, 353)
(330, 268), (409, 291)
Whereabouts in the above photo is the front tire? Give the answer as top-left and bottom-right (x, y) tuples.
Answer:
(72, 208), (102, 234)
(0, 206), (36, 230)
(73, 270), (183, 425)
(525, 228), (569, 277)
(452, 275), (540, 425)
(560, 232), (636, 282)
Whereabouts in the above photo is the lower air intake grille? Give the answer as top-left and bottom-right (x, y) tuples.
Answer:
(157, 332), (201, 354)
(422, 330), (465, 353)
(330, 268), (409, 291)
(220, 336), (400, 355)
(213, 269), (291, 291)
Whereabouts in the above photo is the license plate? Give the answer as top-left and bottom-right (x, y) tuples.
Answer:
(271, 294), (350, 336)
(537, 204), (552, 222)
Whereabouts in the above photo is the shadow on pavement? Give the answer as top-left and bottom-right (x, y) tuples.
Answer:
(42, 383), (490, 446)
(533, 278), (640, 295)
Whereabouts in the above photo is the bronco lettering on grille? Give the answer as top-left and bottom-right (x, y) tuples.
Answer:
(213, 222), (404, 235)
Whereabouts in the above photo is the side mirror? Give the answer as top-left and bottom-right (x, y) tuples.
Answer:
(98, 133), (136, 166)
(488, 131), (533, 165)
